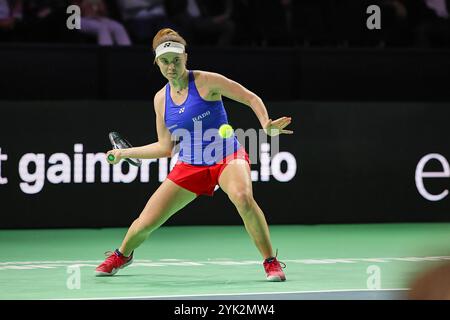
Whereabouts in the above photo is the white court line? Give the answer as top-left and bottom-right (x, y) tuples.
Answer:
(1, 256), (449, 269)
(54, 288), (410, 301)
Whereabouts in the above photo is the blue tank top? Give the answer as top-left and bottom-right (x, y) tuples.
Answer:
(164, 70), (240, 165)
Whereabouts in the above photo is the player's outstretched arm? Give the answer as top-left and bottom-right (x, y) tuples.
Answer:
(106, 91), (174, 164)
(203, 72), (293, 136)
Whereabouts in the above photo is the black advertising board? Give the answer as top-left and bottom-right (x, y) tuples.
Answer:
(0, 100), (449, 228)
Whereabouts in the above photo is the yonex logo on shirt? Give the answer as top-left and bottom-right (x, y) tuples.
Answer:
(179, 107), (185, 114)
(164, 43), (171, 48)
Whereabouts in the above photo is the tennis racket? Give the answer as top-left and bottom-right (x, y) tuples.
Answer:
(108, 131), (142, 167)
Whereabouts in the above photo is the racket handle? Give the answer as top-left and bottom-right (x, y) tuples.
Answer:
(108, 154), (115, 162)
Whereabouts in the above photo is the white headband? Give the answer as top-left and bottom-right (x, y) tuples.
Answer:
(155, 41), (185, 58)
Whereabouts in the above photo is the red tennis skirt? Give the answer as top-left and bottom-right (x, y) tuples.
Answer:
(167, 147), (250, 197)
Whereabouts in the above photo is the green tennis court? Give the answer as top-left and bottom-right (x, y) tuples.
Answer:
(1, 223), (449, 300)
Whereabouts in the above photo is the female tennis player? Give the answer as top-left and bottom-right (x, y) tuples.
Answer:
(95, 28), (293, 281)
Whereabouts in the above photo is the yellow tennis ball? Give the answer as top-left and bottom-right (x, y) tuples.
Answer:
(219, 124), (234, 138)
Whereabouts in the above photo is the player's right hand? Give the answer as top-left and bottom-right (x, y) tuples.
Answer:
(106, 149), (122, 165)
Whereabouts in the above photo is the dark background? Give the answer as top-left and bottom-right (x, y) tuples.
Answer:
(1, 45), (450, 102)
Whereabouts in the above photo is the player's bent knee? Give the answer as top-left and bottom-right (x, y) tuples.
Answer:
(228, 190), (254, 212)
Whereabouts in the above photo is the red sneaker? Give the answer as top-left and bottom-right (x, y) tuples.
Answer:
(263, 257), (286, 282)
(95, 249), (133, 276)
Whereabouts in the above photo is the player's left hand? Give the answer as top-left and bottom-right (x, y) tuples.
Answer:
(264, 117), (293, 136)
